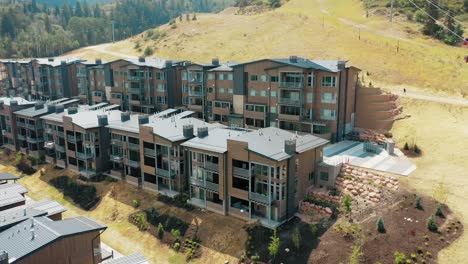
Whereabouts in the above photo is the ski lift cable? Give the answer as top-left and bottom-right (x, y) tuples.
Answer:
(422, 0), (464, 26)
(407, 0), (465, 41)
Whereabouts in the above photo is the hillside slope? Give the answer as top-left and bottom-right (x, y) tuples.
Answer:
(66, 0), (468, 97)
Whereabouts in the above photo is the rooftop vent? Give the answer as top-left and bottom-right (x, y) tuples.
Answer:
(197, 127), (208, 138)
(61, 61), (66, 65)
(183, 124), (194, 138)
(120, 112), (130, 122)
(337, 60), (346, 70)
(34, 102), (44, 110)
(48, 58), (54, 62)
(138, 115), (149, 125)
(138, 57), (146, 63)
(212, 58), (220, 66)
(95, 58), (102, 65)
(46, 104), (56, 113)
(165, 60), (173, 68)
(97, 115), (108, 126)
(284, 139), (296, 155)
(184, 61), (192, 66)
(67, 107), (78, 115)
(55, 104), (64, 113)
(289, 56), (298, 63)
(9, 100), (17, 106)
(23, 208), (26, 216)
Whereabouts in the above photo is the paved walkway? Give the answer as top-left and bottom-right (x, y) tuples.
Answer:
(324, 140), (416, 176)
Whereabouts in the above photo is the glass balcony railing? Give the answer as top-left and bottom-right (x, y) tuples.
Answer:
(279, 82), (304, 89)
(233, 167), (250, 178)
(250, 192), (270, 204)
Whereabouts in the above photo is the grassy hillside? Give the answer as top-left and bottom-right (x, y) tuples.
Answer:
(67, 0), (468, 97)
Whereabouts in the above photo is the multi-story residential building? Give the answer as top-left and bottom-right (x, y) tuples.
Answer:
(41, 104), (121, 178)
(30, 58), (83, 101)
(105, 58), (183, 113)
(69, 59), (102, 104)
(13, 98), (79, 159)
(181, 126), (328, 228)
(206, 62), (238, 125)
(0, 59), (34, 98)
(0, 97), (35, 151)
(231, 57), (360, 142)
(138, 115), (223, 197)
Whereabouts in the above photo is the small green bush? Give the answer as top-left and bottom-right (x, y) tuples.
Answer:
(410, 253), (417, 260)
(427, 214), (438, 232)
(413, 144), (421, 154)
(157, 223), (164, 239)
(171, 228), (181, 239)
(415, 196), (422, 210)
(251, 255), (260, 263)
(173, 242), (180, 252)
(292, 227), (301, 249)
(435, 204), (444, 218)
(310, 224), (319, 237)
(143, 46), (154, 56)
(377, 217), (386, 233)
(394, 251), (407, 264)
(132, 199), (141, 208)
(404, 142), (409, 150)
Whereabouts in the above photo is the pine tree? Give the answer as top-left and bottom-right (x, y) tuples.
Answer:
(45, 15), (52, 33)
(426, 214), (438, 232)
(422, 0), (440, 36)
(93, 5), (102, 18)
(377, 217), (386, 233)
(31, 0), (39, 13)
(75, 0), (83, 17)
(83, 0), (91, 17)
(415, 196), (422, 209)
(444, 11), (455, 32)
(54, 6), (60, 17)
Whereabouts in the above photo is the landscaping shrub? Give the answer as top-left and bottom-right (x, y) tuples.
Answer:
(171, 228), (181, 240)
(143, 46), (154, 56)
(129, 212), (149, 231)
(426, 215), (438, 232)
(292, 227), (301, 249)
(435, 204), (444, 218)
(157, 223), (164, 239)
(413, 144), (421, 154)
(132, 199), (141, 208)
(349, 245), (363, 264)
(414, 196), (422, 210)
(404, 142), (409, 150)
(342, 195), (352, 213)
(49, 176), (99, 210)
(310, 224), (319, 237)
(251, 255), (260, 263)
(173, 242), (180, 252)
(268, 229), (280, 259)
(144, 208), (189, 236)
(394, 251), (407, 264)
(15, 153), (36, 175)
(377, 217), (386, 233)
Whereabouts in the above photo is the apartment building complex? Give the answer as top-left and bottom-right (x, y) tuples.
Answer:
(181, 126), (328, 227)
(0, 97), (35, 151)
(0, 56), (360, 142)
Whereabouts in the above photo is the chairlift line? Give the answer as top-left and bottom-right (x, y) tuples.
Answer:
(422, 0), (464, 26)
(406, 0), (465, 42)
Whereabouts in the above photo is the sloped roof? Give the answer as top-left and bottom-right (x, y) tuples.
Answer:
(101, 253), (149, 264)
(0, 173), (19, 181)
(207, 62), (239, 72)
(0, 97), (33, 106)
(181, 128), (245, 153)
(0, 216), (106, 263)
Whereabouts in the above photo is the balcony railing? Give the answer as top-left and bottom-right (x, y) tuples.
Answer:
(189, 177), (204, 187)
(57, 131), (64, 137)
(157, 168), (176, 179)
(278, 98), (302, 105)
(205, 181), (219, 192)
(27, 137), (44, 143)
(67, 135), (81, 143)
(250, 192), (270, 204)
(188, 78), (203, 84)
(55, 145), (65, 152)
(76, 73), (87, 78)
(17, 134), (26, 140)
(127, 142), (140, 150)
(126, 159), (140, 168)
(321, 99), (337, 104)
(279, 82), (304, 89)
(128, 76), (144, 81)
(233, 167), (250, 178)
(79, 168), (97, 178)
(76, 152), (93, 159)
(27, 124), (42, 130)
(128, 87), (143, 94)
(204, 162), (219, 172)
(144, 148), (155, 157)
(188, 90), (203, 97)
(110, 155), (123, 163)
(111, 139), (122, 146)
(17, 122), (25, 128)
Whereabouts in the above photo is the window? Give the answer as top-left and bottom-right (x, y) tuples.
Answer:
(270, 76), (279, 82)
(218, 74), (225, 80)
(307, 73), (314, 87)
(322, 76), (336, 87)
(250, 89), (256, 96)
(250, 75), (258, 81)
(270, 106), (277, 113)
(270, 91), (277, 98)
(208, 87), (214, 93)
(320, 109), (336, 120)
(320, 172), (329, 181)
(227, 74), (233, 80)
(208, 73), (214, 80)
(219, 88), (225, 94)
(260, 90), (267, 97)
(228, 88), (233, 94)
(111, 93), (122, 99)
(182, 72), (187, 80)
(156, 72), (165, 80)
(157, 84), (165, 92)
(261, 75), (267, 82)
(307, 93), (314, 103)
(321, 93), (336, 103)
(305, 109), (313, 120)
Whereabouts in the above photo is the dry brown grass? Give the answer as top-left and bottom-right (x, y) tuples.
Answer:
(66, 0), (468, 97)
(392, 98), (468, 263)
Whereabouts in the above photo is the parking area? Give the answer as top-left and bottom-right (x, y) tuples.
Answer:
(324, 140), (416, 176)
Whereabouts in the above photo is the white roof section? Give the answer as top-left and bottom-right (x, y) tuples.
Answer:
(234, 127), (329, 161)
(181, 128), (245, 153)
(122, 57), (181, 69)
(0, 97), (33, 106)
(0, 183), (28, 195)
(34, 58), (83, 67)
(101, 253), (150, 264)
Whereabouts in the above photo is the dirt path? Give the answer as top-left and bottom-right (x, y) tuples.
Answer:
(388, 88), (468, 107)
(65, 43), (137, 59)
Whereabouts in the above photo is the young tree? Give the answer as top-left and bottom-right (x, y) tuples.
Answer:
(75, 0), (83, 17)
(377, 217), (386, 233)
(427, 214), (438, 232)
(45, 15), (52, 33)
(83, 0), (91, 17)
(415, 196), (422, 209)
(422, 0), (439, 36)
(342, 195), (352, 213)
(268, 229), (280, 261)
(435, 203), (444, 218)
(292, 227), (301, 249)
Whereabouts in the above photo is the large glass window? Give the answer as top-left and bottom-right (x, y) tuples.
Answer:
(322, 76), (336, 87)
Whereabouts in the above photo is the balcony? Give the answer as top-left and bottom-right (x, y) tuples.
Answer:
(205, 181), (219, 192)
(156, 168), (176, 179)
(57, 131), (64, 137)
(278, 113), (302, 122)
(17, 134), (26, 140)
(188, 90), (203, 97)
(45, 128), (53, 134)
(250, 192), (270, 204)
(76, 152), (93, 159)
(55, 145), (65, 152)
(278, 98), (302, 106)
(279, 82), (304, 89)
(79, 168), (97, 178)
(27, 137), (44, 143)
(188, 78), (203, 84)
(125, 159), (140, 168)
(144, 148), (155, 157)
(17, 122), (25, 128)
(189, 177), (204, 187)
(111, 139), (122, 146)
(128, 76), (144, 81)
(110, 155), (123, 163)
(56, 159), (66, 168)
(321, 99), (337, 104)
(76, 73), (87, 78)
(129, 99), (141, 106)
(27, 123), (42, 130)
(127, 142), (140, 150)
(44, 141), (54, 149)
(204, 162), (219, 172)
(67, 135), (81, 143)
(233, 167), (250, 178)
(128, 87), (143, 94)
